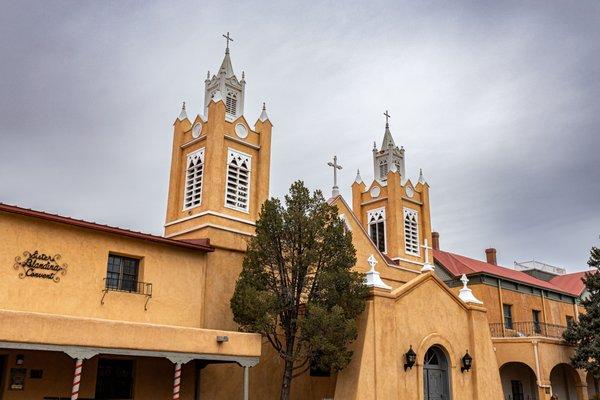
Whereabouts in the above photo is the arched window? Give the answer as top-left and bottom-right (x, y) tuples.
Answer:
(368, 208), (386, 253)
(226, 92), (237, 116)
(404, 208), (419, 255)
(183, 148), (205, 209)
(225, 149), (251, 212)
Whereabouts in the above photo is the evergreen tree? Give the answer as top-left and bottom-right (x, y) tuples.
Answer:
(230, 181), (368, 400)
(564, 246), (600, 394)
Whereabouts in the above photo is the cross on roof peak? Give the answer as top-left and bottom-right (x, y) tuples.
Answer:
(223, 32), (234, 53)
(383, 110), (391, 127)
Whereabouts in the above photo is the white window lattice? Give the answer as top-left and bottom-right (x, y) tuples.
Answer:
(226, 93), (237, 116)
(404, 208), (419, 256)
(225, 149), (251, 211)
(368, 208), (386, 253)
(183, 149), (205, 209)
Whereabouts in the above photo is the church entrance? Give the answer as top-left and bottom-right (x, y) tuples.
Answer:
(423, 346), (451, 400)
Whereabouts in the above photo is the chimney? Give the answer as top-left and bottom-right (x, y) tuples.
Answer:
(485, 248), (497, 265)
(432, 232), (440, 250)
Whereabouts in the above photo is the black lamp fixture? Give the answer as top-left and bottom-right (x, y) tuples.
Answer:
(404, 345), (417, 371)
(16, 354), (24, 366)
(461, 350), (473, 373)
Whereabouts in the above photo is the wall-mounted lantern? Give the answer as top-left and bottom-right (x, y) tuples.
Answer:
(15, 354), (24, 365)
(404, 346), (417, 371)
(461, 350), (472, 372)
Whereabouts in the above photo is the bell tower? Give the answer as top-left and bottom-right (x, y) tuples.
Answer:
(352, 113), (432, 271)
(164, 36), (272, 251)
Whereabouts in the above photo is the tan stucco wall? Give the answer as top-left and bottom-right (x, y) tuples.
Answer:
(334, 273), (504, 400)
(0, 212), (208, 328)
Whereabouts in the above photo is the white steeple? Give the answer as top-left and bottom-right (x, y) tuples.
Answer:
(258, 102), (269, 122)
(373, 110), (406, 181)
(204, 33), (246, 120)
(177, 102), (188, 121)
(354, 169), (363, 184)
(418, 168), (426, 184)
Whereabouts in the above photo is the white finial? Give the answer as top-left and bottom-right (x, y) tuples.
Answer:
(418, 168), (425, 184)
(420, 239), (435, 273)
(458, 274), (483, 304)
(354, 169), (363, 184)
(241, 71), (245, 81)
(177, 101), (188, 121)
(259, 102), (269, 122)
(373, 141), (377, 151)
(364, 255), (392, 290)
(327, 155), (343, 197)
(206, 70), (210, 81)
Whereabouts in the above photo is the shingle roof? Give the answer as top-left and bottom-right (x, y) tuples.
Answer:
(433, 249), (576, 296)
(0, 203), (214, 252)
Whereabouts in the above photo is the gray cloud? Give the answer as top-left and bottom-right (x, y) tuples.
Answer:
(1, 0), (598, 271)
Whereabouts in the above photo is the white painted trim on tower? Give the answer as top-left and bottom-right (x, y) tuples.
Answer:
(165, 223), (255, 239)
(164, 210), (256, 228)
(181, 135), (207, 149)
(224, 134), (261, 150)
(361, 197), (389, 206)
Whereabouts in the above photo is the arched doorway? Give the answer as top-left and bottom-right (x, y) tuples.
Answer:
(423, 346), (451, 400)
(499, 362), (538, 400)
(550, 363), (580, 400)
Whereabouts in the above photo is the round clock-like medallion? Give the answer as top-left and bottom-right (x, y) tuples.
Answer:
(192, 122), (202, 138)
(370, 186), (381, 198)
(405, 185), (414, 198)
(235, 123), (248, 139)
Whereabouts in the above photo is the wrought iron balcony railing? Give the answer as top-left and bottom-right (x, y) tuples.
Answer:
(101, 278), (153, 310)
(489, 321), (567, 339)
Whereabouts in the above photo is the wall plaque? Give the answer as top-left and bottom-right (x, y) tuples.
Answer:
(14, 251), (68, 282)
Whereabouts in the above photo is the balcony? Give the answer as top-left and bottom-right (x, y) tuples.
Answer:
(489, 321), (567, 339)
(101, 278), (153, 310)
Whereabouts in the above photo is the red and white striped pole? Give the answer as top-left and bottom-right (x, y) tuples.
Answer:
(71, 358), (83, 400)
(172, 362), (182, 399)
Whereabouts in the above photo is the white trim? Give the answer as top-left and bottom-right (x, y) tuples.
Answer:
(181, 135), (207, 149)
(361, 197), (388, 207)
(367, 207), (387, 254)
(165, 210), (256, 228)
(224, 134), (260, 150)
(182, 148), (206, 211)
(166, 223), (255, 238)
(403, 207), (420, 256)
(0, 341), (259, 367)
(225, 148), (252, 213)
(391, 257), (425, 267)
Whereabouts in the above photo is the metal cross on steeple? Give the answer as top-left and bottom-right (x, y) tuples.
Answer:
(383, 110), (391, 127)
(327, 155), (343, 197)
(223, 32), (234, 53)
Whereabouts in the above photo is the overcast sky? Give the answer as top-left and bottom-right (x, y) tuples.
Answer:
(1, 1), (598, 271)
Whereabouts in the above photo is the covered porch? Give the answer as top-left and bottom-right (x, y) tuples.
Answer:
(0, 309), (261, 399)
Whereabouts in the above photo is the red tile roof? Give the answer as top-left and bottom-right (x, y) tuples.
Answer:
(433, 249), (576, 296)
(550, 271), (594, 296)
(0, 203), (214, 252)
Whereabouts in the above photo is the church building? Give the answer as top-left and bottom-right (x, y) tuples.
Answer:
(0, 36), (594, 400)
